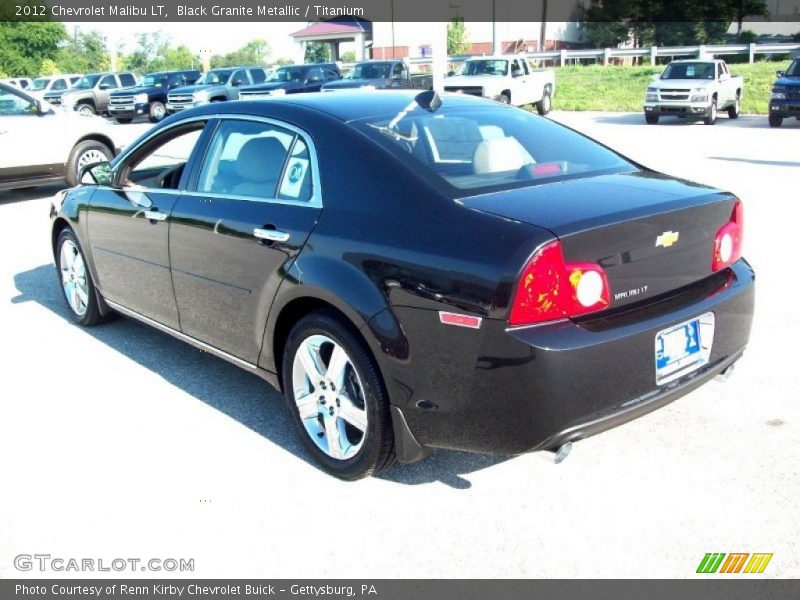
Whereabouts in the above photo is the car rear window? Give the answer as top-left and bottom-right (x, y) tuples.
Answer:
(352, 105), (636, 195)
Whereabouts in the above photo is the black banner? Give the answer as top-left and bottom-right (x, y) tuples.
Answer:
(2, 0), (800, 23)
(3, 580), (800, 600)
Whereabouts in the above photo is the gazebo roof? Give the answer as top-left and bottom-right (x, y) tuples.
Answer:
(291, 22), (369, 37)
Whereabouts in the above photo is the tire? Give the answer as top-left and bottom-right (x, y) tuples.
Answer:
(703, 99), (717, 125)
(65, 139), (113, 187)
(282, 310), (395, 480)
(114, 117), (133, 124)
(55, 228), (107, 327)
(728, 94), (741, 119)
(76, 103), (96, 116)
(498, 93), (510, 105)
(645, 114), (659, 125)
(535, 87), (552, 115)
(769, 115), (783, 128)
(148, 101), (166, 123)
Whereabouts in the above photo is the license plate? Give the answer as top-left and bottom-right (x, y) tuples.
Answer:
(655, 312), (715, 385)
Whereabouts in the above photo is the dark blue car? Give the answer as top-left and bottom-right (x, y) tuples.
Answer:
(769, 58), (800, 127)
(238, 64), (340, 99)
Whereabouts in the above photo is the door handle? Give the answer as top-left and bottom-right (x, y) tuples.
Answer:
(254, 227), (290, 243)
(143, 210), (167, 222)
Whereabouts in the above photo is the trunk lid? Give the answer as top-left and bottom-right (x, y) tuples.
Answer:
(464, 171), (737, 309)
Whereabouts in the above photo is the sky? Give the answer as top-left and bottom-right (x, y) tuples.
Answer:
(70, 22), (308, 59)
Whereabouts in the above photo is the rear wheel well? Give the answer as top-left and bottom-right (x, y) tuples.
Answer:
(272, 297), (366, 391)
(75, 134), (115, 156)
(501, 89), (511, 101)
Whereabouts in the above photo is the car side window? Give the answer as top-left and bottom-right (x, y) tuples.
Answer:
(323, 69), (338, 81)
(51, 78), (67, 91)
(196, 120), (299, 201)
(99, 75), (118, 90)
(230, 70), (249, 87)
(392, 63), (406, 78)
(120, 73), (137, 87)
(0, 87), (37, 116)
(306, 68), (322, 83)
(123, 124), (206, 190)
(521, 60), (530, 75)
(250, 69), (266, 84)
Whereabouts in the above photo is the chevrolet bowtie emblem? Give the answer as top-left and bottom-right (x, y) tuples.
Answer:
(656, 231), (680, 248)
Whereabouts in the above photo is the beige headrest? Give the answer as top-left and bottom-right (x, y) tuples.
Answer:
(473, 137), (526, 175)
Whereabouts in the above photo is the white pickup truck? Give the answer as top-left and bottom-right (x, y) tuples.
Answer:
(444, 56), (556, 114)
(644, 58), (743, 125)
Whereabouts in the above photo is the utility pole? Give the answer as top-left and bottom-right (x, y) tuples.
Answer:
(539, 0), (548, 52)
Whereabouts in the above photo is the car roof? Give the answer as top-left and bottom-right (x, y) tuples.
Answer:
(227, 89), (503, 123)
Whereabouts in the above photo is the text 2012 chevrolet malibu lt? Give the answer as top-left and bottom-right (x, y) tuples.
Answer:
(50, 91), (754, 479)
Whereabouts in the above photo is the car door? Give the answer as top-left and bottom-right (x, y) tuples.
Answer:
(0, 85), (64, 180)
(169, 116), (322, 364)
(304, 67), (324, 92)
(95, 74), (119, 111)
(87, 120), (212, 328)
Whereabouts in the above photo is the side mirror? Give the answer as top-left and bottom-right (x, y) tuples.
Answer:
(776, 70), (785, 78)
(98, 82), (112, 90)
(79, 161), (113, 186)
(651, 73), (661, 81)
(447, 70), (455, 77)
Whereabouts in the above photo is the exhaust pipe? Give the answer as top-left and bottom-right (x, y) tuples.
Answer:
(550, 442), (573, 464)
(715, 364), (735, 382)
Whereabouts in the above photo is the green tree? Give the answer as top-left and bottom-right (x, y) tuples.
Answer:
(0, 21), (66, 76)
(161, 45), (200, 70)
(211, 39), (271, 68)
(447, 18), (471, 56)
(40, 58), (60, 75)
(340, 51), (356, 62)
(57, 29), (109, 74)
(275, 57), (294, 66)
(305, 42), (330, 63)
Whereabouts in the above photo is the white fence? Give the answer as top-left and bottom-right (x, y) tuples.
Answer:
(386, 42), (800, 70)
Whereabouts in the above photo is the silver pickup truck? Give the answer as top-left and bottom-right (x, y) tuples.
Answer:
(644, 59), (743, 125)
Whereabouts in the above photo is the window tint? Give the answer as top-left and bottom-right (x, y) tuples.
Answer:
(120, 73), (137, 87)
(125, 124), (205, 190)
(355, 107), (635, 194)
(0, 87), (36, 116)
(306, 68), (322, 82)
(250, 69), (266, 84)
(99, 75), (118, 89)
(323, 69), (338, 81)
(521, 60), (530, 75)
(392, 63), (405, 77)
(230, 70), (249, 86)
(197, 120), (295, 200)
(278, 138), (313, 202)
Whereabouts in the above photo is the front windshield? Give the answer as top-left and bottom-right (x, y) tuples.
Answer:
(31, 78), (51, 90)
(661, 62), (715, 80)
(142, 75), (168, 87)
(786, 60), (800, 77)
(73, 74), (101, 89)
(456, 60), (509, 76)
(196, 70), (232, 85)
(350, 62), (392, 79)
(268, 67), (304, 83)
(354, 106), (635, 194)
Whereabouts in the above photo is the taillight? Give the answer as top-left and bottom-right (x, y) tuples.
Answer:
(712, 200), (744, 272)
(508, 240), (610, 326)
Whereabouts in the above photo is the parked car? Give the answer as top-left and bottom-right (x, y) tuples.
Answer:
(644, 59), (743, 125)
(443, 56), (555, 114)
(0, 82), (116, 191)
(239, 63), (340, 98)
(768, 58), (800, 128)
(29, 74), (82, 101)
(51, 90), (753, 479)
(60, 72), (138, 116)
(166, 67), (268, 113)
(321, 60), (432, 92)
(1, 77), (33, 90)
(108, 69), (201, 124)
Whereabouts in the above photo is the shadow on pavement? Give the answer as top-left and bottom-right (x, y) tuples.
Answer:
(709, 156), (800, 168)
(11, 263), (509, 488)
(588, 112), (796, 128)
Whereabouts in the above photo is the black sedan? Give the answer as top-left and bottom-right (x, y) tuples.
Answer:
(50, 90), (754, 479)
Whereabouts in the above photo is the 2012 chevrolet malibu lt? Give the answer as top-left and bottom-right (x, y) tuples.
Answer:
(50, 91), (754, 479)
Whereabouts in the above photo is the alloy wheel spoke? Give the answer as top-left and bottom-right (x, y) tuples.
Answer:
(325, 344), (349, 390)
(74, 283), (89, 306)
(295, 392), (319, 421)
(338, 395), (367, 432)
(324, 416), (343, 459)
(298, 342), (325, 383)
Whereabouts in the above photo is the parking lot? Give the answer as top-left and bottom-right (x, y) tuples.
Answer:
(0, 111), (798, 578)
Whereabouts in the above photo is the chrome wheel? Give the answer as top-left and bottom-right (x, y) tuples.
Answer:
(542, 93), (551, 112)
(151, 102), (166, 120)
(59, 239), (89, 316)
(291, 334), (368, 460)
(77, 148), (107, 171)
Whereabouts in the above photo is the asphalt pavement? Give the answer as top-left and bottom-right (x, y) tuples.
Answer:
(0, 111), (797, 578)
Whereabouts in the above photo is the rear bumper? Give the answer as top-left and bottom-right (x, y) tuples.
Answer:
(385, 260), (755, 456)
